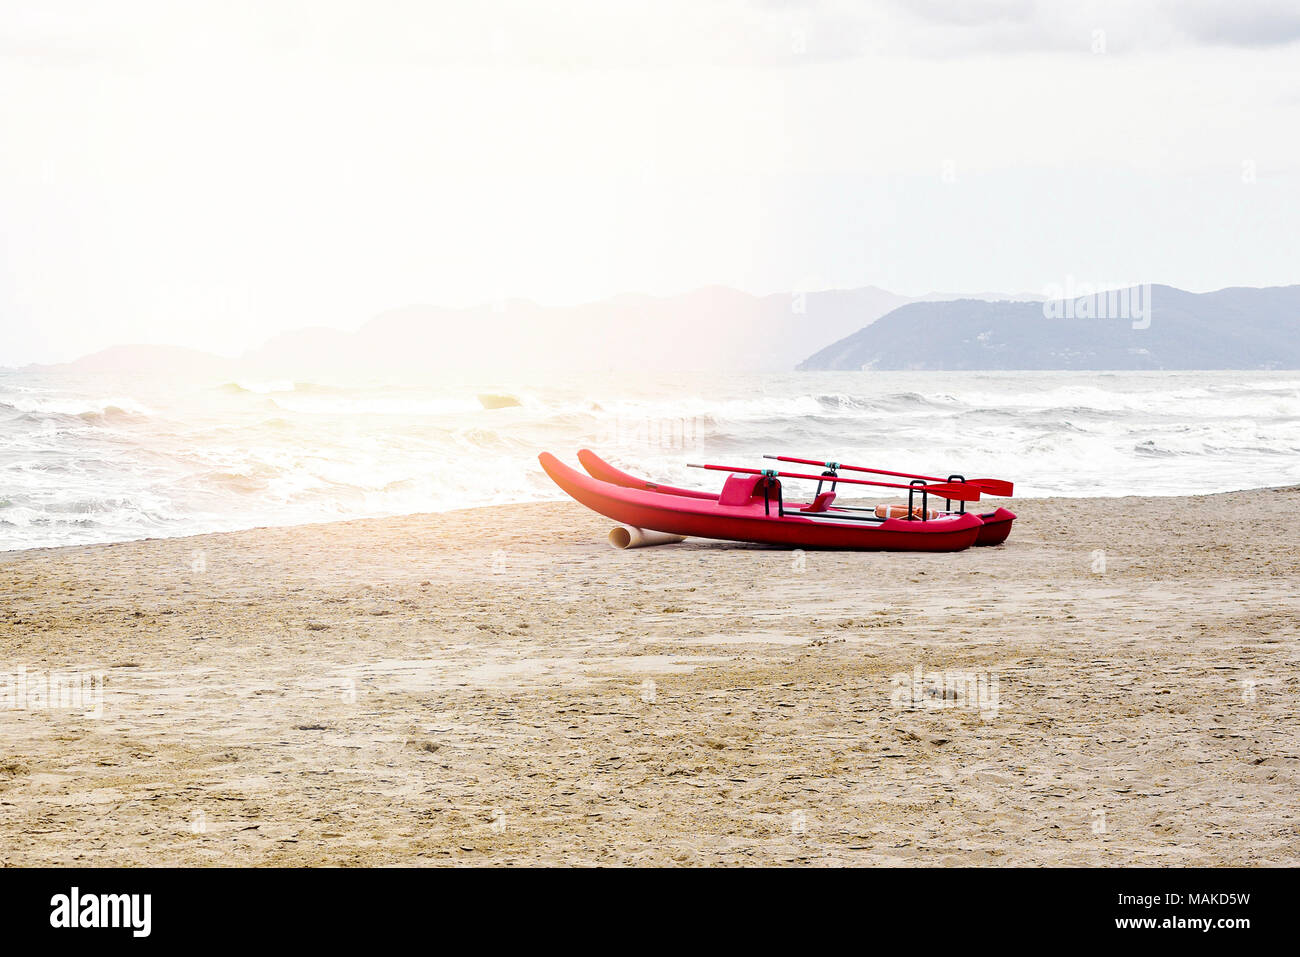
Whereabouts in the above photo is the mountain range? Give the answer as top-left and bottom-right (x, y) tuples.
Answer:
(21, 285), (1037, 376)
(797, 284), (1300, 371)
(19, 283), (1296, 375)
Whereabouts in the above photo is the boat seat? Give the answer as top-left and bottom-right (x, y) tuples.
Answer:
(718, 473), (779, 507)
(799, 491), (837, 513)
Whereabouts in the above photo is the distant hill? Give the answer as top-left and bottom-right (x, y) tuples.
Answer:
(243, 286), (918, 374)
(9, 284), (1052, 376)
(36, 343), (237, 377)
(242, 286), (1044, 375)
(797, 284), (1300, 370)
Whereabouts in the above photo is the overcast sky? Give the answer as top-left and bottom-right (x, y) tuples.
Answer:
(2, 0), (1299, 364)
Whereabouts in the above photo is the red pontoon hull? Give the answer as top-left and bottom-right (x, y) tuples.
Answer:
(971, 508), (1016, 546)
(541, 452), (984, 551)
(577, 448), (1016, 547)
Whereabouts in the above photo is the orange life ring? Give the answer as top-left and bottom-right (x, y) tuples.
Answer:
(874, 504), (941, 520)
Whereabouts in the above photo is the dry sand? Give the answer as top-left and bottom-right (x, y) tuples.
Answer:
(1, 488), (1297, 866)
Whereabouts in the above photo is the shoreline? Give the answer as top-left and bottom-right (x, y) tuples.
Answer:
(4, 481), (1299, 560)
(2, 486), (1298, 865)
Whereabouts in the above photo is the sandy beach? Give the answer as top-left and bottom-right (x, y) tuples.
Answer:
(1, 487), (1297, 866)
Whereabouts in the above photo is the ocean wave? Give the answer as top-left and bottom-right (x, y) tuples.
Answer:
(3, 395), (153, 417)
(0, 505), (46, 526)
(192, 470), (272, 494)
(810, 391), (945, 412)
(813, 393), (878, 411)
(269, 394), (485, 416)
(221, 379), (296, 395)
(1133, 440), (1182, 457)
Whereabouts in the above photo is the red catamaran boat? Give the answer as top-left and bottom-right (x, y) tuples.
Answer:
(539, 449), (1016, 551)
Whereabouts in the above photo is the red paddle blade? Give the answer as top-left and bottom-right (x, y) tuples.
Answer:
(968, 478), (1014, 497)
(921, 482), (981, 503)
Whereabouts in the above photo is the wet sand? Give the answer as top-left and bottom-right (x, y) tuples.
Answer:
(1, 487), (1297, 866)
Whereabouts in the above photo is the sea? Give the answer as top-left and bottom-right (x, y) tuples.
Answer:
(2, 368), (1298, 551)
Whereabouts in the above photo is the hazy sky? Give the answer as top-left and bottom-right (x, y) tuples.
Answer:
(2, 0), (1299, 364)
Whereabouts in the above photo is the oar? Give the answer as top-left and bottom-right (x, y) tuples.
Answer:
(763, 455), (1013, 497)
(686, 463), (981, 502)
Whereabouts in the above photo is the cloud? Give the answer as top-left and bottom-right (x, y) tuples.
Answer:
(881, 0), (1300, 54)
(4, 1), (1299, 76)
(1171, 1), (1300, 48)
(886, 0), (1038, 29)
